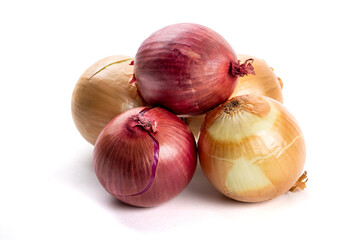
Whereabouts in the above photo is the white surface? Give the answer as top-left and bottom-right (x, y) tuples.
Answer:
(1, 0), (359, 239)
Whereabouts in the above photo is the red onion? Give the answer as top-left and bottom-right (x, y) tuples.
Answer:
(93, 106), (197, 207)
(133, 23), (255, 116)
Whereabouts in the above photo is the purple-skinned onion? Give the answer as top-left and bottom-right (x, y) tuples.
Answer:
(133, 23), (255, 116)
(93, 107), (197, 207)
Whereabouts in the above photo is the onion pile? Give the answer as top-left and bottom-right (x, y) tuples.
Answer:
(72, 23), (307, 207)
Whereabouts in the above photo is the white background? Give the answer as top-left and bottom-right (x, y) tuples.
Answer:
(1, 0), (359, 239)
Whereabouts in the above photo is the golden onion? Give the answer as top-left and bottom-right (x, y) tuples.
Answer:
(185, 54), (284, 140)
(231, 54), (283, 101)
(71, 55), (145, 145)
(198, 95), (306, 202)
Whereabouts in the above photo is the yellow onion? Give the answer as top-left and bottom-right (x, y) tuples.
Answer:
(231, 54), (283, 101)
(185, 54), (284, 140)
(198, 95), (306, 202)
(71, 55), (145, 145)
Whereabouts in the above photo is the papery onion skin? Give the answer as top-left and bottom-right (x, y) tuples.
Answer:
(71, 55), (145, 145)
(184, 54), (284, 140)
(93, 107), (197, 207)
(198, 95), (306, 202)
(134, 23), (254, 116)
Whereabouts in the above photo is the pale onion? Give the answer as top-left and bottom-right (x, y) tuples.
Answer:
(71, 55), (145, 145)
(198, 95), (306, 202)
(231, 54), (283, 101)
(185, 54), (284, 140)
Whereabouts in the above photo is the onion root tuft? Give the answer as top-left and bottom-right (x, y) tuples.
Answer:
(289, 171), (308, 192)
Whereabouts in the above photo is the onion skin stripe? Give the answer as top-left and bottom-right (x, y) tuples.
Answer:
(139, 107), (151, 115)
(116, 107), (159, 197)
(116, 132), (159, 197)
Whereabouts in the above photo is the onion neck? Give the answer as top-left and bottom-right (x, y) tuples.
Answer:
(131, 115), (157, 133)
(223, 97), (247, 115)
(230, 58), (255, 77)
(223, 95), (270, 117)
(127, 108), (158, 133)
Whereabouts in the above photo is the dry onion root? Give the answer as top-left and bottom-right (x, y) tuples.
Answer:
(185, 54), (284, 140)
(289, 171), (308, 192)
(71, 55), (145, 145)
(198, 95), (306, 202)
